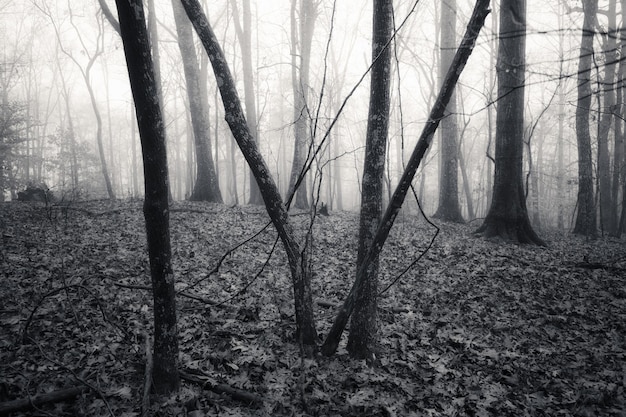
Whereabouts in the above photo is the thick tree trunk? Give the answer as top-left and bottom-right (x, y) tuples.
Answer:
(172, 0), (222, 203)
(346, 0), (392, 361)
(321, 0), (490, 356)
(115, 0), (180, 394)
(474, 0), (544, 245)
(573, 0), (598, 237)
(181, 0), (317, 345)
(433, 0), (464, 223)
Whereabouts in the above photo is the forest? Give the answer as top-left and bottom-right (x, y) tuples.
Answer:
(0, 0), (625, 416)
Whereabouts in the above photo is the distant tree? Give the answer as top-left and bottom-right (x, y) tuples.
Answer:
(614, 0), (626, 236)
(433, 0), (464, 223)
(573, 0), (598, 237)
(115, 0), (180, 394)
(230, 0), (262, 205)
(474, 0), (544, 245)
(0, 99), (27, 201)
(172, 0), (222, 203)
(181, 0), (318, 346)
(40, 3), (116, 199)
(597, 0), (618, 233)
(287, 0), (319, 209)
(346, 0), (392, 361)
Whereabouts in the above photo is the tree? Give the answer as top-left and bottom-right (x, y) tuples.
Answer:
(115, 0), (180, 394)
(181, 0), (318, 346)
(40, 3), (116, 199)
(573, 0), (598, 237)
(287, 0), (318, 209)
(230, 0), (262, 205)
(433, 0), (464, 223)
(172, 0), (222, 203)
(474, 0), (544, 245)
(321, 0), (490, 356)
(345, 0), (392, 360)
(614, 0), (626, 236)
(597, 0), (617, 233)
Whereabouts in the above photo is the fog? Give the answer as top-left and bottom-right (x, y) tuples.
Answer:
(0, 1), (594, 225)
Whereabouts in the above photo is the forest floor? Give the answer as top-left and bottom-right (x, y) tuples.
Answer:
(0, 199), (625, 417)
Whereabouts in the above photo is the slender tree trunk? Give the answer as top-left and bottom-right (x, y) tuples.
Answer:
(610, 0), (626, 236)
(287, 0), (317, 209)
(574, 0), (598, 237)
(433, 0), (464, 223)
(597, 0), (617, 233)
(115, 0), (180, 394)
(231, 0), (262, 205)
(171, 0), (222, 203)
(181, 0), (318, 346)
(346, 0), (393, 360)
(474, 0), (544, 245)
(322, 0), (490, 356)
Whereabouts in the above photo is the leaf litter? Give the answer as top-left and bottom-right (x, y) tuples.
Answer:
(0, 200), (624, 416)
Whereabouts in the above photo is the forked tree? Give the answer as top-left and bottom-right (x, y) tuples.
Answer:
(346, 0), (392, 360)
(181, 0), (318, 346)
(321, 0), (491, 356)
(474, 0), (545, 245)
(115, 0), (180, 394)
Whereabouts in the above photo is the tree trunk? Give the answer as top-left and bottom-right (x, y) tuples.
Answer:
(115, 0), (180, 395)
(345, 0), (392, 361)
(610, 0), (626, 237)
(181, 0), (317, 346)
(287, 0), (317, 209)
(231, 0), (262, 205)
(573, 0), (598, 237)
(597, 0), (617, 234)
(172, 0), (222, 203)
(321, 0), (490, 356)
(474, 0), (544, 245)
(433, 0), (464, 223)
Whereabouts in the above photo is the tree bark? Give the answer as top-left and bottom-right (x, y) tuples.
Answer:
(115, 0), (180, 394)
(345, 0), (392, 361)
(474, 0), (544, 245)
(181, 0), (317, 345)
(287, 0), (317, 209)
(597, 0), (617, 234)
(573, 0), (598, 237)
(321, 0), (490, 356)
(231, 0), (262, 205)
(172, 0), (222, 203)
(433, 0), (464, 223)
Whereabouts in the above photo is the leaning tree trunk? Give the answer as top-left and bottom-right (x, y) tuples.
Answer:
(115, 0), (180, 394)
(474, 0), (544, 245)
(433, 0), (464, 223)
(181, 0), (317, 346)
(346, 0), (393, 361)
(172, 0), (222, 203)
(573, 0), (598, 237)
(321, 0), (490, 356)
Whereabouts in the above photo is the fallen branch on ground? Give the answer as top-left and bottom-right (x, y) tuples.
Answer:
(179, 369), (263, 405)
(0, 386), (89, 416)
